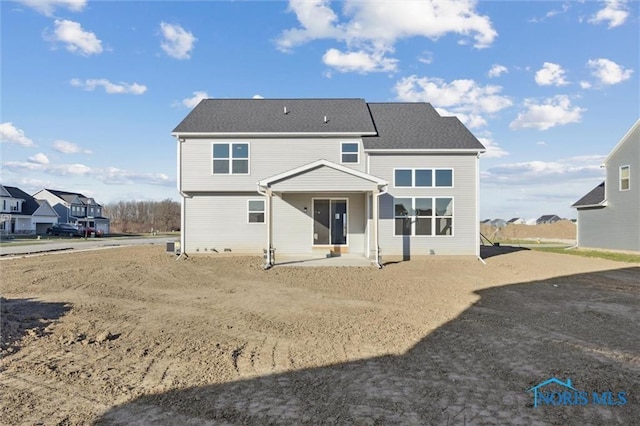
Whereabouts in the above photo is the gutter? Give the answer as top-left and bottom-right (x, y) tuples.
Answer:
(176, 137), (191, 258)
(374, 184), (387, 269)
(257, 184), (273, 270)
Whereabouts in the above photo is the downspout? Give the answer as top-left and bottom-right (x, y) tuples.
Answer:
(476, 153), (486, 265)
(257, 184), (273, 269)
(374, 184), (387, 269)
(176, 136), (190, 258)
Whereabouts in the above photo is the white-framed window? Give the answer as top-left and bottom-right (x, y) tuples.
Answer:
(393, 197), (453, 236)
(213, 143), (249, 174)
(248, 199), (265, 223)
(341, 142), (359, 164)
(394, 168), (453, 187)
(620, 165), (630, 191)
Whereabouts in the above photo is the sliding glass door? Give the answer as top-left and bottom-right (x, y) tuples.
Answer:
(313, 199), (347, 245)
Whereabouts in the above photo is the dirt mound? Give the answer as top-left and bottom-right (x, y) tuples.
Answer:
(481, 220), (576, 241)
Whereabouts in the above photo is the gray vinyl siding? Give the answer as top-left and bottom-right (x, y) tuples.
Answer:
(184, 192), (367, 255)
(181, 138), (365, 192)
(368, 153), (478, 256)
(578, 126), (640, 251)
(271, 166), (378, 192)
(273, 192), (366, 255)
(183, 193), (266, 254)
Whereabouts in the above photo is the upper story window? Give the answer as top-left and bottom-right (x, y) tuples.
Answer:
(620, 165), (630, 191)
(341, 142), (359, 164)
(394, 168), (453, 187)
(213, 143), (249, 174)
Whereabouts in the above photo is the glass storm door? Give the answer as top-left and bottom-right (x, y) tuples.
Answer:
(313, 199), (347, 245)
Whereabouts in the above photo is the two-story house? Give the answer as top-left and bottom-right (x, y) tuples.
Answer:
(33, 189), (110, 235)
(0, 184), (59, 235)
(572, 118), (640, 251)
(172, 99), (485, 267)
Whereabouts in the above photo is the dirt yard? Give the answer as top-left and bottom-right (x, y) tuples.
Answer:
(1, 246), (638, 425)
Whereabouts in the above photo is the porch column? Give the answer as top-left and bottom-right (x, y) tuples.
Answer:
(373, 188), (380, 265)
(266, 189), (274, 267)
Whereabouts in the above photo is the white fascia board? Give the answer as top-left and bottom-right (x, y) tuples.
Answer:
(259, 159), (388, 187)
(572, 200), (608, 209)
(365, 148), (485, 154)
(172, 131), (377, 138)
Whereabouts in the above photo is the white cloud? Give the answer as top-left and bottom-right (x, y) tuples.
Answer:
(488, 64), (508, 78)
(418, 51), (433, 65)
(252, 94), (265, 99)
(535, 62), (569, 86)
(47, 19), (102, 56)
(28, 153), (50, 164)
(277, 0), (497, 73)
(178, 91), (208, 108)
(536, 141), (548, 146)
(478, 136), (508, 158)
(579, 81), (592, 89)
(587, 58), (633, 85)
(160, 22), (196, 60)
(17, 0), (86, 16)
(589, 0), (629, 28)
(53, 139), (92, 154)
(394, 75), (512, 128)
(510, 95), (585, 130)
(322, 48), (398, 73)
(2, 161), (174, 187)
(0, 122), (35, 147)
(71, 78), (147, 95)
(528, 3), (571, 23)
(482, 155), (606, 186)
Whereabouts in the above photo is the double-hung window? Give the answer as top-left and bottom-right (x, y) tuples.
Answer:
(213, 143), (249, 174)
(620, 166), (630, 191)
(394, 197), (453, 236)
(248, 200), (265, 223)
(341, 142), (359, 163)
(394, 169), (452, 187)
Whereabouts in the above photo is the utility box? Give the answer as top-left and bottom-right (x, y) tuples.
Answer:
(166, 241), (180, 254)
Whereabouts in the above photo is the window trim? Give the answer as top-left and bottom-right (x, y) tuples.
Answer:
(393, 196), (454, 237)
(247, 199), (265, 224)
(619, 165), (630, 191)
(393, 168), (454, 188)
(211, 142), (251, 175)
(340, 142), (360, 164)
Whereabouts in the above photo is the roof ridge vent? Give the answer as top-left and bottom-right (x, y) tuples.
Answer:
(284, 106), (289, 115)
(323, 115), (328, 124)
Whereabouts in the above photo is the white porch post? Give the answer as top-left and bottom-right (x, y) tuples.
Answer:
(266, 189), (274, 267)
(373, 188), (380, 267)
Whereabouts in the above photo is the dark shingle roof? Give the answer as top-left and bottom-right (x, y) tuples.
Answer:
(172, 98), (377, 134)
(172, 99), (485, 151)
(572, 182), (605, 208)
(4, 186), (42, 215)
(363, 103), (485, 150)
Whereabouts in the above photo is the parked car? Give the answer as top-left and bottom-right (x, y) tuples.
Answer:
(78, 226), (103, 237)
(46, 223), (83, 237)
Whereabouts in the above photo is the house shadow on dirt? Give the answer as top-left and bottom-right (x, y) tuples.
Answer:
(95, 267), (640, 425)
(480, 245), (530, 259)
(1, 297), (71, 356)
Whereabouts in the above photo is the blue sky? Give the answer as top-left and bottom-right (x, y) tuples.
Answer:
(1, 0), (638, 220)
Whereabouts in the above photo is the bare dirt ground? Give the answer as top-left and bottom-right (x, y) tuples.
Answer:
(1, 246), (638, 425)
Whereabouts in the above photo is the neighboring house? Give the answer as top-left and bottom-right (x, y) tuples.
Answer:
(490, 219), (507, 228)
(0, 184), (59, 235)
(536, 215), (562, 225)
(572, 119), (639, 251)
(507, 217), (526, 225)
(172, 98), (486, 266)
(480, 219), (492, 224)
(33, 189), (110, 235)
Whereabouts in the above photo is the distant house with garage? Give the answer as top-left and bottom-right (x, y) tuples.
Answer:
(33, 189), (110, 235)
(172, 98), (485, 266)
(0, 184), (59, 235)
(536, 215), (562, 225)
(507, 217), (526, 225)
(572, 119), (639, 251)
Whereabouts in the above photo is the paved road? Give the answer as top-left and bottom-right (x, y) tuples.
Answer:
(0, 236), (178, 258)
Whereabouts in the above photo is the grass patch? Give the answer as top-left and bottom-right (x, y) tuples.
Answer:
(531, 247), (640, 263)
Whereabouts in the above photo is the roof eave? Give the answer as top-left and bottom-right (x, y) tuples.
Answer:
(172, 131), (378, 138)
(365, 148), (485, 154)
(572, 200), (608, 209)
(602, 118), (640, 165)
